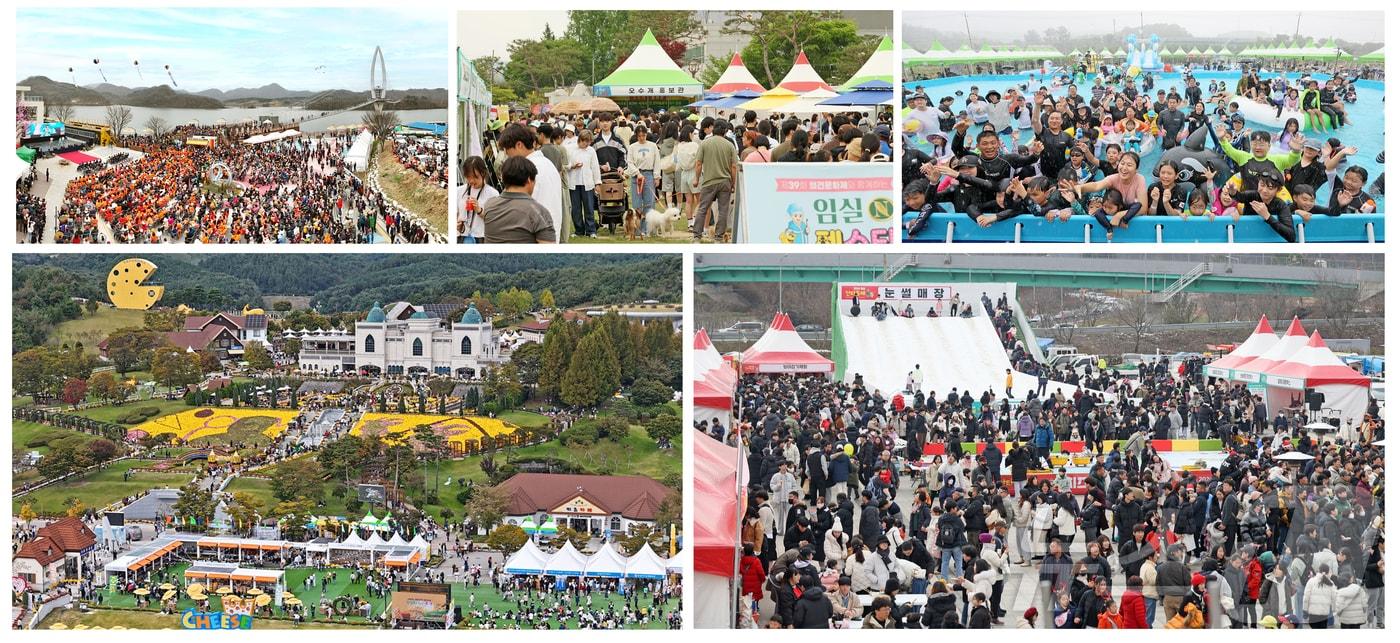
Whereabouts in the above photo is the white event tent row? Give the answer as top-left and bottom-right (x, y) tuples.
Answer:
(1205, 315), (1373, 437)
(242, 129), (303, 145)
(503, 540), (673, 580)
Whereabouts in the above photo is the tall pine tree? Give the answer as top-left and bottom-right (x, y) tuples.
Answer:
(560, 328), (620, 408)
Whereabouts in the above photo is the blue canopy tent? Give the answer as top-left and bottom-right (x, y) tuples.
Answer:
(692, 89), (763, 109)
(816, 80), (894, 107)
(403, 121), (447, 136)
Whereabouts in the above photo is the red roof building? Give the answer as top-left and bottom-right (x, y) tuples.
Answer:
(494, 473), (674, 537)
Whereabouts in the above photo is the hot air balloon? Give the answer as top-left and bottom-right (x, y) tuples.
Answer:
(133, 58), (143, 80)
(165, 64), (178, 87)
(93, 58), (107, 82)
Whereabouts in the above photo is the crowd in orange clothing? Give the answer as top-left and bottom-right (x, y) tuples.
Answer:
(44, 123), (443, 244)
(390, 134), (448, 188)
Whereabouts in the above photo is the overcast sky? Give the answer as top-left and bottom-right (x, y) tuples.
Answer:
(457, 11), (570, 61)
(16, 8), (446, 91)
(904, 11), (1383, 43)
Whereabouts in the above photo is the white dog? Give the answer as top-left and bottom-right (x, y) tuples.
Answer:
(644, 206), (680, 237)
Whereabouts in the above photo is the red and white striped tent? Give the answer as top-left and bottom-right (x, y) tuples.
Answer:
(1261, 330), (1371, 437)
(708, 53), (766, 94)
(693, 329), (736, 430)
(739, 312), (834, 375)
(775, 51), (835, 93)
(1205, 315), (1279, 380)
(1231, 316), (1307, 383)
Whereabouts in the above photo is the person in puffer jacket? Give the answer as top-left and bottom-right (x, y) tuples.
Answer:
(921, 580), (958, 628)
(1302, 564), (1338, 628)
(1332, 572), (1369, 628)
(1240, 504), (1270, 546)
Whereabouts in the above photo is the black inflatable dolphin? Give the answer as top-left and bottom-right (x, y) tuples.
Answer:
(1155, 125), (1231, 186)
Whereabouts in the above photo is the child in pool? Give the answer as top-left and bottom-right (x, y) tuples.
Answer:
(1232, 170), (1296, 242)
(1145, 161), (1190, 217)
(1289, 184), (1340, 222)
(1186, 187), (1211, 219)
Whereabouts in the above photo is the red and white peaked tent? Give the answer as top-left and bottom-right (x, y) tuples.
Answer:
(1206, 315), (1279, 379)
(1261, 331), (1371, 437)
(693, 330), (736, 430)
(740, 312), (834, 375)
(1232, 316), (1307, 383)
(775, 52), (835, 93)
(708, 53), (766, 94)
(694, 431), (747, 628)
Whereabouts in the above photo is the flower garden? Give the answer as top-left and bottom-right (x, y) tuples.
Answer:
(350, 413), (521, 453)
(127, 408), (300, 445)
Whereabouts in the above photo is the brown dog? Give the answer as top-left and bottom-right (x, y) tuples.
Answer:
(623, 209), (643, 240)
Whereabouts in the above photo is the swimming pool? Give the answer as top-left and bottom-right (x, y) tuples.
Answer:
(903, 70), (1384, 241)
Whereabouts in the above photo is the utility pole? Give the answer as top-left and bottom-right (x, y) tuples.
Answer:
(963, 12), (972, 49)
(1295, 12), (1301, 40)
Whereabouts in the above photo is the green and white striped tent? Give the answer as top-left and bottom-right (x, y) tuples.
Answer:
(1357, 47), (1383, 62)
(592, 29), (702, 98)
(842, 35), (895, 89)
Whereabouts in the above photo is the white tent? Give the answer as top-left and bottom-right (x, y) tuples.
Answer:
(840, 35), (895, 89)
(780, 88), (844, 114)
(504, 539), (549, 575)
(583, 543), (629, 578)
(544, 541), (589, 577)
(14, 155), (33, 181)
(1234, 317), (1308, 383)
(740, 312), (834, 374)
(775, 51), (835, 93)
(408, 534), (430, 557)
(709, 53), (766, 94)
(665, 548), (687, 574)
(364, 532), (386, 547)
(623, 544), (668, 580)
(341, 532), (366, 547)
(386, 533), (408, 548)
(1206, 315), (1279, 380)
(343, 129), (374, 171)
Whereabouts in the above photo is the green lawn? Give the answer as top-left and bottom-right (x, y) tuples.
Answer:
(13, 420), (106, 455)
(14, 395), (35, 408)
(407, 424), (678, 519)
(15, 459), (191, 515)
(498, 410), (549, 428)
(38, 607), (372, 629)
(74, 398), (191, 425)
(76, 562), (674, 629)
(51, 306), (148, 354)
(224, 474), (351, 518)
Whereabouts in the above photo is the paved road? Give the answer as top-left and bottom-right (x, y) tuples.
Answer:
(302, 408), (346, 448)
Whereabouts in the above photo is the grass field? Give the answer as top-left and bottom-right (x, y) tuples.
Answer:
(14, 420), (107, 456)
(50, 306), (147, 354)
(80, 561), (674, 630)
(375, 147), (447, 238)
(222, 475), (353, 519)
(498, 410), (549, 429)
(15, 459), (191, 515)
(74, 398), (191, 426)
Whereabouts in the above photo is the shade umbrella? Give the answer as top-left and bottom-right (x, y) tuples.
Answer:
(187, 583), (205, 594)
(216, 586), (233, 595)
(586, 97), (621, 113)
(284, 597), (303, 606)
(133, 588), (151, 596)
(255, 594), (272, 607)
(158, 583), (176, 590)
(1305, 421), (1336, 432)
(50, 624), (69, 630)
(1276, 451), (1315, 462)
(162, 590), (176, 601)
(553, 99), (584, 115)
(246, 587), (265, 596)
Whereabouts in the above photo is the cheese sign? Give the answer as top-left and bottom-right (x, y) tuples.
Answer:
(554, 496), (606, 516)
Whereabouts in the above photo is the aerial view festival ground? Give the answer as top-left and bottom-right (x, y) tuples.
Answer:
(900, 12), (1384, 243)
(457, 10), (896, 245)
(14, 8), (450, 244)
(12, 254), (684, 629)
(692, 253), (1384, 630)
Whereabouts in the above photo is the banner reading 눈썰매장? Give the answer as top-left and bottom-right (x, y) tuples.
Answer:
(740, 162), (895, 244)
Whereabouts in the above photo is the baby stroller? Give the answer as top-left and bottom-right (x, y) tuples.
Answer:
(596, 170), (629, 235)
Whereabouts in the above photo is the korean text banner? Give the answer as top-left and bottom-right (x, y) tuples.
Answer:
(740, 162), (896, 244)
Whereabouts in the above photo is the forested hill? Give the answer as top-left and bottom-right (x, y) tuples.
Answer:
(13, 254), (681, 336)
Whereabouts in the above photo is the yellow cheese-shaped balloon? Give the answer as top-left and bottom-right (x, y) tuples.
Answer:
(107, 258), (164, 310)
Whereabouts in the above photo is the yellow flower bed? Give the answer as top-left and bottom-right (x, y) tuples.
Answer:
(131, 408), (300, 443)
(351, 413), (518, 447)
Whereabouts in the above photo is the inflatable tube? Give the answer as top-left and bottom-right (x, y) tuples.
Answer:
(1226, 172), (1292, 203)
(1227, 94), (1313, 131)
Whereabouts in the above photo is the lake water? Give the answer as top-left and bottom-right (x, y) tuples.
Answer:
(68, 106), (447, 134)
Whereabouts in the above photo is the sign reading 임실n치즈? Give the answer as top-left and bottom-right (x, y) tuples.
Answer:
(740, 162), (895, 244)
